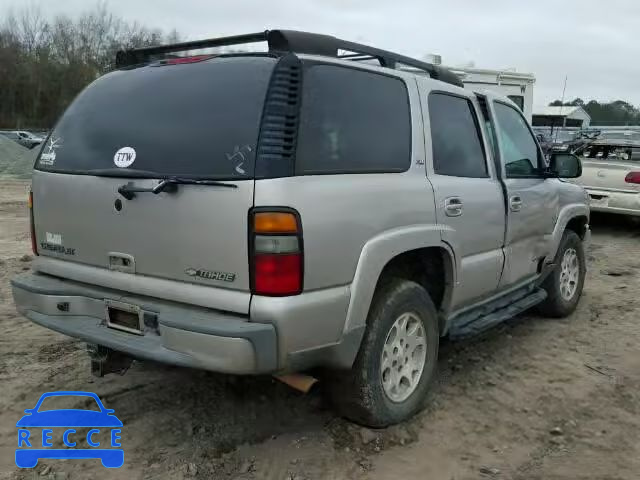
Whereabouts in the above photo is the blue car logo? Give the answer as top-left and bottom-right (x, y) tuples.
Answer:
(15, 391), (123, 468)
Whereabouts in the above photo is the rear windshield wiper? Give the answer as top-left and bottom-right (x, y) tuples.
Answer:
(118, 177), (237, 200)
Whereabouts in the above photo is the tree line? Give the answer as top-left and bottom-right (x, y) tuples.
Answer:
(549, 98), (640, 126)
(3, 3), (639, 130)
(0, 2), (179, 129)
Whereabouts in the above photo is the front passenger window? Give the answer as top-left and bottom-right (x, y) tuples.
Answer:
(493, 102), (541, 177)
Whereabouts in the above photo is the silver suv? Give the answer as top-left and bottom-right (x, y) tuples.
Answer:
(11, 30), (590, 427)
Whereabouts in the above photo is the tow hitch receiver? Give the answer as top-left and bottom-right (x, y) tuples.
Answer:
(87, 344), (134, 377)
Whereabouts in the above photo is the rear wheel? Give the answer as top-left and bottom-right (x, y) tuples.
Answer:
(326, 279), (439, 427)
(538, 230), (586, 317)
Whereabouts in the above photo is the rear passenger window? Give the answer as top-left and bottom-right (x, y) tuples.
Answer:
(296, 65), (411, 174)
(429, 93), (487, 178)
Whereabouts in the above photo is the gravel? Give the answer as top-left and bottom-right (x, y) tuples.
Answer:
(0, 135), (39, 177)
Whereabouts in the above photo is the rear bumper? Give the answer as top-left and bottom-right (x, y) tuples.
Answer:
(11, 272), (277, 374)
(586, 188), (640, 216)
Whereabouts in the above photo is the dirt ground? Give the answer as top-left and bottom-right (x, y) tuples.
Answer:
(0, 178), (638, 480)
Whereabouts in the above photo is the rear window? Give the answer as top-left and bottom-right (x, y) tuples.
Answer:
(295, 64), (411, 175)
(36, 56), (276, 179)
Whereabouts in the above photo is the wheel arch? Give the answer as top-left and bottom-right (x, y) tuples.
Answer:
(343, 225), (455, 338)
(565, 215), (589, 240)
(549, 203), (590, 260)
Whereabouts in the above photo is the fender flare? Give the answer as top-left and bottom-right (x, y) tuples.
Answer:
(342, 224), (455, 336)
(548, 203), (590, 260)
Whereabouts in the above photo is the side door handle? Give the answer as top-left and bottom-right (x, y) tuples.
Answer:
(509, 195), (523, 212)
(444, 197), (463, 217)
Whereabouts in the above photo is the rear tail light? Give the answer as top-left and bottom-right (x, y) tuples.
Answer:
(250, 210), (303, 296)
(625, 172), (640, 184)
(28, 189), (38, 255)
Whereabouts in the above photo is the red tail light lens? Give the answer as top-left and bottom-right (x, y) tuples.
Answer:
(625, 172), (640, 184)
(250, 210), (303, 296)
(28, 190), (38, 256)
(254, 253), (302, 295)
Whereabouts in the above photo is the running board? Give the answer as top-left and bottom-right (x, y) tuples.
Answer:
(448, 288), (547, 340)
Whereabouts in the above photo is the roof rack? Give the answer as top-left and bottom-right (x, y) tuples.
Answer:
(115, 29), (464, 88)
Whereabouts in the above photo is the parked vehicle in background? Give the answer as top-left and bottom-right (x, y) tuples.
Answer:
(11, 30), (590, 427)
(534, 130), (554, 157)
(532, 127), (601, 156)
(0, 130), (44, 149)
(597, 130), (640, 142)
(549, 129), (578, 152)
(576, 136), (640, 216)
(572, 129), (602, 153)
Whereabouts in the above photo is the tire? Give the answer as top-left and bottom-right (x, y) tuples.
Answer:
(538, 230), (586, 318)
(325, 279), (439, 427)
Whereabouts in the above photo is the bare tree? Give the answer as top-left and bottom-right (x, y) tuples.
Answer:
(0, 2), (180, 128)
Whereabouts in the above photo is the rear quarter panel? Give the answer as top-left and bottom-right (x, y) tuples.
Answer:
(253, 173), (436, 292)
(254, 71), (433, 294)
(252, 73), (446, 358)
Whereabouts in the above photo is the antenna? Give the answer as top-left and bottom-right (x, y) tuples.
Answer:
(553, 75), (568, 144)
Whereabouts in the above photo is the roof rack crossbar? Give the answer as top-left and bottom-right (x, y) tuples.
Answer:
(115, 29), (464, 87)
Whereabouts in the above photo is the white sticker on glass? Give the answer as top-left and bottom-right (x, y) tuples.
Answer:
(40, 136), (63, 166)
(114, 147), (136, 168)
(226, 145), (252, 175)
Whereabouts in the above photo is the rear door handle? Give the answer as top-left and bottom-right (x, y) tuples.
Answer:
(444, 197), (463, 217)
(509, 195), (523, 212)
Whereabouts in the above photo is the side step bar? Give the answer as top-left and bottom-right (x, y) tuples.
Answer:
(449, 288), (547, 340)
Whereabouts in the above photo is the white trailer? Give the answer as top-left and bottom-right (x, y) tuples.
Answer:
(404, 57), (536, 122)
(443, 65), (536, 122)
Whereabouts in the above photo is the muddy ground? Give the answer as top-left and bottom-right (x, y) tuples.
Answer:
(0, 179), (638, 480)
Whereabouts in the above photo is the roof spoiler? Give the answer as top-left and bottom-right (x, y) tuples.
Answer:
(115, 29), (464, 88)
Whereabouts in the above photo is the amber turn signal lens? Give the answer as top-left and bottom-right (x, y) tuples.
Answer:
(253, 212), (298, 234)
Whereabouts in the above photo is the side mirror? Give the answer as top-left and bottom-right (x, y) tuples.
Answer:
(549, 152), (582, 178)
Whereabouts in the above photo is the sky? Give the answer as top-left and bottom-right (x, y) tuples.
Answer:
(3, 0), (640, 108)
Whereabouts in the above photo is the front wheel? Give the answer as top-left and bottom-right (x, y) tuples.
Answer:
(538, 230), (586, 317)
(325, 279), (439, 427)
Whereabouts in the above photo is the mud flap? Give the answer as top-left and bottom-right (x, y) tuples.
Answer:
(87, 344), (134, 377)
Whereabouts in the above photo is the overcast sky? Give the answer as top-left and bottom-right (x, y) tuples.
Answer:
(3, 0), (639, 107)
